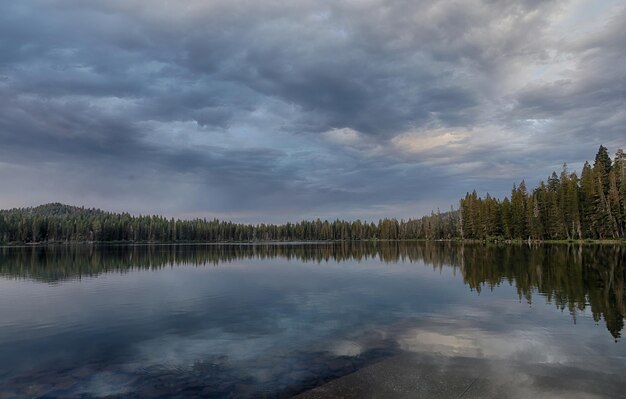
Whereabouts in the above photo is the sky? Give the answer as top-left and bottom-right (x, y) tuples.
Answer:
(0, 0), (624, 223)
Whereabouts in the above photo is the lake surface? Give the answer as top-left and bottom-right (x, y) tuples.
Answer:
(0, 242), (625, 398)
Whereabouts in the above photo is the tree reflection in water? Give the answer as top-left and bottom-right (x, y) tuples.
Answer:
(1, 242), (624, 339)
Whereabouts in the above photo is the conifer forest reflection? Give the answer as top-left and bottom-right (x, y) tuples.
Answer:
(2, 242), (623, 339)
(0, 242), (624, 398)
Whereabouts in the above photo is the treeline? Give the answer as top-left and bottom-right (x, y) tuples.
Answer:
(0, 145), (624, 243)
(460, 146), (626, 240)
(0, 203), (459, 244)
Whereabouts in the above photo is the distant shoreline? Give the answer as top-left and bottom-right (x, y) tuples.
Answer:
(2, 238), (625, 248)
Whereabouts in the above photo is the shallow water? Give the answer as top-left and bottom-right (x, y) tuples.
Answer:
(0, 242), (624, 398)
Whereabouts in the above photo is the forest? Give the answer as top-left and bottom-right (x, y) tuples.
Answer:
(459, 145), (626, 240)
(0, 145), (624, 243)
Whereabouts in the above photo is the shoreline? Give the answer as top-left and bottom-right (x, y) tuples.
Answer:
(2, 238), (625, 248)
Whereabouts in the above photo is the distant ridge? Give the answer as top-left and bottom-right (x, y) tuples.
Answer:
(0, 203), (109, 217)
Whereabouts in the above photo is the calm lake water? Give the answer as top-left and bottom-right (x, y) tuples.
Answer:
(0, 242), (625, 398)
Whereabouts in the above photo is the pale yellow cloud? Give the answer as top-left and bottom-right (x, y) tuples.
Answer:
(391, 130), (467, 154)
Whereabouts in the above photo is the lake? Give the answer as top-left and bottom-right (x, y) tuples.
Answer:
(0, 242), (625, 398)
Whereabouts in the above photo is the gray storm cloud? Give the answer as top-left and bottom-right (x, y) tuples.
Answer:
(0, 0), (624, 222)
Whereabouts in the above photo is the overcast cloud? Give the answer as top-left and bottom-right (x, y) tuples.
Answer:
(0, 0), (624, 222)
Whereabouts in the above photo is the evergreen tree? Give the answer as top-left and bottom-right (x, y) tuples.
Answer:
(510, 181), (528, 239)
(500, 197), (512, 239)
(593, 146), (618, 238)
(580, 161), (596, 237)
(615, 149), (626, 236)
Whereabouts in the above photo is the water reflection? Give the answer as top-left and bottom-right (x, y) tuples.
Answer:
(2, 242), (624, 339)
(1, 242), (625, 398)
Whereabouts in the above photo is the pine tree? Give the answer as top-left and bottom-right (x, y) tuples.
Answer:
(547, 171), (566, 239)
(595, 145), (612, 193)
(580, 161), (596, 237)
(500, 197), (512, 239)
(511, 182), (528, 239)
(526, 193), (543, 240)
(593, 146), (618, 238)
(566, 172), (582, 239)
(614, 149), (626, 237)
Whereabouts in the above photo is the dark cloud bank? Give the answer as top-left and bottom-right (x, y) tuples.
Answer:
(0, 0), (624, 222)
